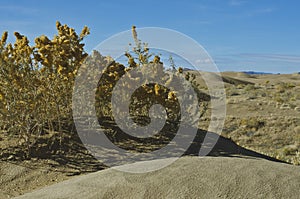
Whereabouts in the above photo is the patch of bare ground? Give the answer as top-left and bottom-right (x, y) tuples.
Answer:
(1, 72), (299, 197)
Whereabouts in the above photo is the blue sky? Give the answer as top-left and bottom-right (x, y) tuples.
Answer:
(0, 0), (300, 73)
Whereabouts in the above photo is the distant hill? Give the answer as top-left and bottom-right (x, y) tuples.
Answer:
(242, 71), (273, 75)
(221, 76), (254, 85)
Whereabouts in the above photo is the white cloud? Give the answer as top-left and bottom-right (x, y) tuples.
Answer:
(229, 0), (247, 6)
(0, 20), (34, 27)
(0, 5), (38, 15)
(246, 7), (276, 17)
(195, 58), (211, 64)
(239, 53), (300, 63)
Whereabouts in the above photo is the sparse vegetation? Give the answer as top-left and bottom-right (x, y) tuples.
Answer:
(239, 117), (265, 131)
(0, 23), (209, 158)
(0, 22), (89, 157)
(292, 151), (300, 165)
(0, 22), (299, 199)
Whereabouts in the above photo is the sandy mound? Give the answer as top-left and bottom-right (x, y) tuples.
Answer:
(14, 156), (300, 199)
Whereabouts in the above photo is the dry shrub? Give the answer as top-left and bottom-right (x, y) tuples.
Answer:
(240, 117), (265, 131)
(0, 24), (209, 157)
(0, 22), (89, 157)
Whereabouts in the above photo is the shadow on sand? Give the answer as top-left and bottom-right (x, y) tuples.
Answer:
(185, 129), (286, 163)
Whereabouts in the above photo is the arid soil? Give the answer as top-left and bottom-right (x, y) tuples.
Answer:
(13, 157), (300, 199)
(0, 72), (299, 198)
(220, 72), (300, 164)
(192, 71), (300, 164)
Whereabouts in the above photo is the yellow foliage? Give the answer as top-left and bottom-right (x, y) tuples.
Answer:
(57, 65), (64, 75)
(168, 91), (177, 100)
(154, 84), (160, 96)
(1, 31), (8, 45)
(0, 22), (90, 154)
(178, 67), (183, 73)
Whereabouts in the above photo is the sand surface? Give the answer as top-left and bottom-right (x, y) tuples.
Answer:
(14, 156), (300, 199)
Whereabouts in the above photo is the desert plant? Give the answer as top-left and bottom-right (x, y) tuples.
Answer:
(292, 151), (300, 165)
(89, 26), (210, 150)
(0, 22), (89, 157)
(240, 117), (265, 131)
(0, 23), (209, 157)
(275, 82), (295, 94)
(244, 84), (255, 92)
